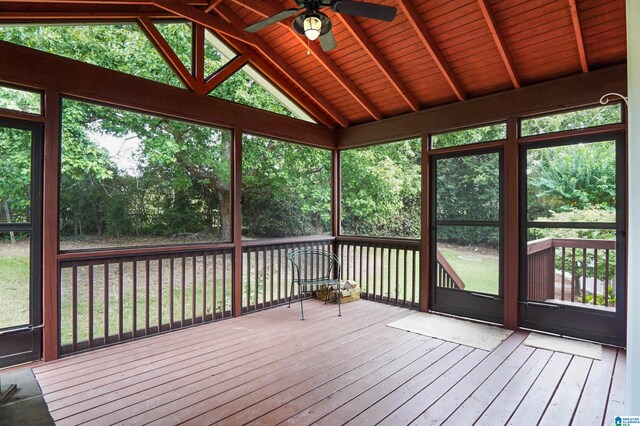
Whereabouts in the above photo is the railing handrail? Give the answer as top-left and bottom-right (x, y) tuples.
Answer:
(436, 249), (465, 289)
(242, 235), (335, 248)
(527, 237), (616, 255)
(336, 235), (420, 249)
(58, 242), (235, 263)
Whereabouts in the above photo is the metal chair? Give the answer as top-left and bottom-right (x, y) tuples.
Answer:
(287, 248), (342, 320)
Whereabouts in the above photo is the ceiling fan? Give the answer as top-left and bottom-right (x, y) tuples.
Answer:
(244, 0), (397, 52)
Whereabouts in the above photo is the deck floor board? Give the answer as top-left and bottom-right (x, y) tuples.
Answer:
(30, 300), (625, 426)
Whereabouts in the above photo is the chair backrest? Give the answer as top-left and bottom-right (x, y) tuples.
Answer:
(286, 248), (341, 282)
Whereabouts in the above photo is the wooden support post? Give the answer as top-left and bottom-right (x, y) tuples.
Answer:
(192, 23), (205, 94)
(42, 90), (60, 361)
(232, 128), (243, 317)
(503, 118), (519, 329)
(331, 149), (340, 270)
(626, 0), (639, 414)
(420, 135), (430, 312)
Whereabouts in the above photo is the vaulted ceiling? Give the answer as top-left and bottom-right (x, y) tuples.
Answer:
(0, 0), (627, 128)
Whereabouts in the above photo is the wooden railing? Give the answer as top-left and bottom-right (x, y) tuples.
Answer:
(241, 236), (335, 313)
(435, 250), (466, 290)
(58, 245), (233, 356)
(527, 238), (616, 308)
(336, 236), (420, 308)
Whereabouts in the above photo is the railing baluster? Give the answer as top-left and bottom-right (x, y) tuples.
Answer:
(246, 249), (251, 309)
(561, 247), (566, 301)
(269, 248), (274, 306)
(284, 246), (289, 303)
(88, 263), (94, 348)
(145, 257), (150, 335)
(158, 257), (163, 330)
(373, 246), (377, 300)
(412, 249), (416, 306)
(191, 254), (196, 323)
(277, 248), (282, 304)
(72, 263), (78, 352)
(582, 249), (587, 303)
(395, 249), (400, 304)
(263, 249), (267, 307)
(118, 259), (123, 341)
(181, 255), (186, 326)
(132, 260), (137, 336)
(593, 249), (598, 305)
(255, 249), (259, 308)
(604, 250), (610, 307)
(212, 253), (217, 318)
(103, 260), (109, 344)
(201, 254), (207, 321)
(571, 248), (576, 302)
(222, 253), (227, 315)
(402, 249), (407, 305)
(169, 256), (174, 329)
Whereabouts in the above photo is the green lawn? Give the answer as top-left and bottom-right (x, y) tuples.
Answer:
(0, 256), (31, 329)
(439, 247), (499, 294)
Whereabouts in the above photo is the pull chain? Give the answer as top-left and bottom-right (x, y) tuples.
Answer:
(307, 37), (311, 55)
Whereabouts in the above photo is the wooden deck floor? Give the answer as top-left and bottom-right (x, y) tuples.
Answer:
(32, 300), (626, 426)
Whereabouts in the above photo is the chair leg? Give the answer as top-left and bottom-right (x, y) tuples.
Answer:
(338, 283), (342, 317)
(300, 286), (305, 320)
(287, 281), (295, 308)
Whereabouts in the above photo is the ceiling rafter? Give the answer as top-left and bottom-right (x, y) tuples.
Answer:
(335, 13), (420, 112)
(0, 0), (207, 4)
(204, 0), (223, 13)
(204, 54), (248, 94)
(233, 0), (382, 121)
(477, 0), (520, 89)
(137, 15), (199, 92)
(568, 0), (588, 73)
(0, 10), (173, 19)
(215, 2), (349, 127)
(397, 0), (466, 101)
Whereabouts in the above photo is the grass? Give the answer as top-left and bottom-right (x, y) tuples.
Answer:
(439, 247), (499, 294)
(0, 257), (31, 328)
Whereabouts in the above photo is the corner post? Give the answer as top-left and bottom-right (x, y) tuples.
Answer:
(232, 128), (243, 317)
(331, 149), (341, 266)
(420, 135), (430, 312)
(503, 117), (519, 329)
(42, 90), (60, 361)
(626, 0), (640, 414)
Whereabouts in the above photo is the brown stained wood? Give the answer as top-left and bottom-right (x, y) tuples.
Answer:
(571, 347), (617, 425)
(0, 41), (336, 148)
(231, 0), (382, 122)
(137, 16), (198, 91)
(604, 350), (626, 422)
(192, 22), (205, 93)
(215, 3), (348, 128)
(397, 0), (466, 101)
(408, 331), (528, 424)
(504, 117), (518, 328)
(568, 0), (589, 73)
(232, 129), (243, 316)
(475, 348), (554, 425)
(506, 351), (572, 426)
(477, 0), (520, 89)
(538, 356), (593, 426)
(49, 303), (408, 424)
(42, 90), (60, 362)
(204, 54), (248, 94)
(336, 14), (420, 112)
(338, 64), (626, 147)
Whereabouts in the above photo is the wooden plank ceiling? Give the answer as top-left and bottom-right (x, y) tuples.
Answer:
(0, 0), (627, 128)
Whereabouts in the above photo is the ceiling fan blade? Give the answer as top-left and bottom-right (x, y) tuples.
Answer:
(244, 8), (299, 33)
(332, 0), (397, 21)
(319, 30), (337, 52)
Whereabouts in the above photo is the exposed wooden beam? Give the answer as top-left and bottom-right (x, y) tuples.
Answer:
(153, 1), (253, 45)
(234, 0), (382, 121)
(335, 14), (419, 112)
(215, 3), (349, 127)
(138, 15), (198, 91)
(204, 0), (223, 13)
(397, 0), (466, 101)
(568, 0), (589, 73)
(0, 10), (173, 20)
(0, 0), (206, 4)
(0, 40), (335, 147)
(192, 22), (206, 93)
(477, 0), (520, 89)
(204, 54), (248, 93)
(338, 64), (626, 147)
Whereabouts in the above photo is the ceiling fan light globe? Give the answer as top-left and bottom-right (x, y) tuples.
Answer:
(303, 16), (322, 40)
